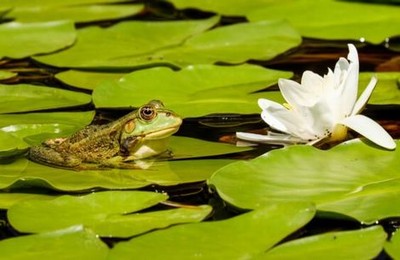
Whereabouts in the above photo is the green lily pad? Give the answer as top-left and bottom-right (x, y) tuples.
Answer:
(0, 225), (108, 260)
(0, 20), (76, 59)
(0, 84), (92, 113)
(262, 226), (386, 259)
(209, 139), (400, 224)
(34, 18), (301, 69)
(5, 4), (143, 23)
(108, 202), (315, 259)
(0, 111), (94, 158)
(7, 191), (168, 233)
(385, 228), (400, 259)
(168, 0), (275, 16)
(0, 70), (17, 80)
(93, 64), (289, 117)
(0, 157), (234, 191)
(34, 16), (219, 69)
(359, 72), (400, 105)
(0, 193), (56, 209)
(8, 191), (211, 237)
(56, 70), (126, 90)
(247, 0), (400, 44)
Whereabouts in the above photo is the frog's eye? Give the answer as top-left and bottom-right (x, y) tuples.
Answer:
(139, 105), (157, 121)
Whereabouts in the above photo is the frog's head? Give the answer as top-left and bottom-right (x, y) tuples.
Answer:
(120, 100), (182, 159)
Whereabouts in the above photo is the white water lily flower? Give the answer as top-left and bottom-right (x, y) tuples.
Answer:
(237, 44), (396, 150)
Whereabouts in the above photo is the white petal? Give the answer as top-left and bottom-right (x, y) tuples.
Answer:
(352, 76), (377, 115)
(258, 98), (284, 111)
(236, 132), (305, 145)
(278, 78), (316, 107)
(340, 114), (396, 150)
(339, 45), (359, 116)
(301, 70), (324, 95)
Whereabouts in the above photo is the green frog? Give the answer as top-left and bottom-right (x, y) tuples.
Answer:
(29, 100), (182, 170)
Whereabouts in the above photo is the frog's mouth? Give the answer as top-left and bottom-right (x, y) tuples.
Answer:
(145, 126), (180, 139)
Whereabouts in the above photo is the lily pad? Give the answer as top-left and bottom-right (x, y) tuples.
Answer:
(7, 191), (167, 233)
(0, 20), (76, 59)
(359, 72), (400, 105)
(0, 111), (94, 158)
(8, 191), (211, 237)
(93, 64), (289, 117)
(34, 16), (219, 69)
(56, 70), (126, 90)
(0, 225), (108, 260)
(5, 4), (143, 23)
(247, 0), (400, 44)
(0, 157), (234, 191)
(0, 84), (92, 113)
(34, 18), (301, 69)
(108, 202), (315, 259)
(385, 228), (400, 259)
(262, 226), (386, 259)
(0, 192), (56, 209)
(209, 139), (400, 223)
(0, 70), (17, 80)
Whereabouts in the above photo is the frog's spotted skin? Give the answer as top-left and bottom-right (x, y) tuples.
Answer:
(29, 100), (182, 170)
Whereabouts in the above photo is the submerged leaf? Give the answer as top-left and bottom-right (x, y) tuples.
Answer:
(209, 139), (400, 223)
(385, 228), (400, 259)
(0, 20), (76, 59)
(108, 202), (315, 259)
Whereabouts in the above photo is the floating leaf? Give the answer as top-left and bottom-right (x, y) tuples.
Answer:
(8, 191), (211, 237)
(108, 202), (315, 259)
(0, 20), (76, 59)
(5, 4), (143, 23)
(0, 226), (108, 259)
(359, 72), (400, 105)
(0, 111), (95, 155)
(247, 0), (400, 44)
(56, 70), (126, 90)
(93, 64), (289, 117)
(0, 84), (92, 113)
(34, 18), (301, 69)
(34, 17), (219, 69)
(0, 193), (56, 209)
(209, 139), (400, 223)
(0, 70), (17, 80)
(0, 156), (234, 191)
(262, 226), (386, 259)
(385, 228), (400, 259)
(7, 191), (167, 233)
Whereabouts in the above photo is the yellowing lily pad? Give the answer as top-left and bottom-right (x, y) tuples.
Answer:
(0, 84), (92, 113)
(108, 202), (315, 259)
(0, 226), (109, 259)
(0, 20), (76, 59)
(262, 226), (386, 259)
(34, 18), (301, 69)
(93, 64), (289, 117)
(209, 139), (400, 223)
(0, 193), (56, 209)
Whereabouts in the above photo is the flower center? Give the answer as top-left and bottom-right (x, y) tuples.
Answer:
(329, 124), (348, 142)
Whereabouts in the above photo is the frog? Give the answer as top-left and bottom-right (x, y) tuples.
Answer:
(28, 100), (182, 170)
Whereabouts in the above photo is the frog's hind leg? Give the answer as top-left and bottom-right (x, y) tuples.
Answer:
(28, 146), (82, 169)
